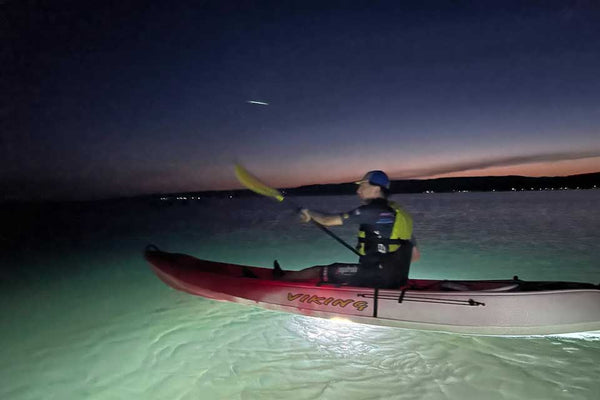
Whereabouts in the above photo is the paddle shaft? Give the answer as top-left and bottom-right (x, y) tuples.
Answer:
(285, 199), (361, 257)
(234, 164), (361, 257)
(309, 219), (362, 257)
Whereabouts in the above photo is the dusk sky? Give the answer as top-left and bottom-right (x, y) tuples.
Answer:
(3, 0), (600, 201)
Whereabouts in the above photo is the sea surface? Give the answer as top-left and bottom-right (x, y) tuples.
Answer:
(1, 190), (599, 399)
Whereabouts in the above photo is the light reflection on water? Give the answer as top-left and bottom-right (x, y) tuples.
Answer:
(287, 315), (390, 358)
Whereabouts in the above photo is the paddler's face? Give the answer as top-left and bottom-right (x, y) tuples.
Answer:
(356, 182), (382, 202)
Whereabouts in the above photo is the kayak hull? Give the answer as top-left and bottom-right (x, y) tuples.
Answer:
(145, 248), (600, 336)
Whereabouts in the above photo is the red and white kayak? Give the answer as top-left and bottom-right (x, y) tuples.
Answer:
(144, 246), (600, 336)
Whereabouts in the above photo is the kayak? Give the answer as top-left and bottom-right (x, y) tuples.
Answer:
(144, 246), (600, 336)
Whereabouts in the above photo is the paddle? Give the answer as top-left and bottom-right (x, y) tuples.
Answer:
(234, 164), (361, 256)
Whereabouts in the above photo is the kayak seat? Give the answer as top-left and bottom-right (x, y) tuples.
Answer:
(440, 281), (520, 292)
(440, 282), (470, 291)
(482, 284), (520, 292)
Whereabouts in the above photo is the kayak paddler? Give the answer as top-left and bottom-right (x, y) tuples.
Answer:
(275, 170), (420, 288)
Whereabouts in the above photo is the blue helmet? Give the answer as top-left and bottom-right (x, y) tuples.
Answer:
(355, 170), (390, 189)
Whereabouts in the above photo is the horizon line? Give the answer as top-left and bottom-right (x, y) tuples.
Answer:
(4, 170), (598, 204)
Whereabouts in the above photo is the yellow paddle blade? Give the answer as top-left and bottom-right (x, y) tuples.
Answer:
(234, 164), (285, 202)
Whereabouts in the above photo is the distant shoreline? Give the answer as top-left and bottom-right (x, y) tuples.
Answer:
(158, 171), (600, 200)
(2, 172), (599, 205)
(283, 172), (600, 196)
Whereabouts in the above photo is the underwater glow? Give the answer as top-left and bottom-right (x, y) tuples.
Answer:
(286, 315), (394, 357)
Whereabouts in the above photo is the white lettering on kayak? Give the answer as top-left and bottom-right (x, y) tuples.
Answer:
(287, 292), (368, 312)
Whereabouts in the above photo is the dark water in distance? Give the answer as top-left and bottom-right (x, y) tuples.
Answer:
(2, 190), (599, 284)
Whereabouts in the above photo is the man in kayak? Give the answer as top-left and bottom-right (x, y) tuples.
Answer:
(275, 170), (420, 289)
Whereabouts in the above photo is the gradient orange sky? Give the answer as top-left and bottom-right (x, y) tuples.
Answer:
(426, 156), (600, 180)
(224, 154), (600, 191)
(3, 1), (600, 200)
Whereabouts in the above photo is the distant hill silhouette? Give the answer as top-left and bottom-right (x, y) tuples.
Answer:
(282, 172), (600, 196)
(6, 172), (597, 205)
(152, 172), (600, 202)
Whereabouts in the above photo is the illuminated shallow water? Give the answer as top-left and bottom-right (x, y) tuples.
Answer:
(1, 191), (599, 399)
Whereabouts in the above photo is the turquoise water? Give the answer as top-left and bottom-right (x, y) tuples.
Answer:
(1, 191), (599, 399)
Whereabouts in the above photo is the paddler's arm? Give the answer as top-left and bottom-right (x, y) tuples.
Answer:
(299, 209), (344, 226)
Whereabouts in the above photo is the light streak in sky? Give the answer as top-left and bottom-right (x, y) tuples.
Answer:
(246, 100), (269, 106)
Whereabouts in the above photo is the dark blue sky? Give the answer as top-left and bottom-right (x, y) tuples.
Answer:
(3, 0), (600, 200)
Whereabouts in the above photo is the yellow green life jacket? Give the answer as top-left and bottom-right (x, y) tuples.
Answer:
(356, 201), (413, 255)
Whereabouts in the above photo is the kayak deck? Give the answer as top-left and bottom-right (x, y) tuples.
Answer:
(144, 247), (597, 292)
(145, 247), (600, 336)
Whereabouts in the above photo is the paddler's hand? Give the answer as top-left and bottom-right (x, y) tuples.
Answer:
(299, 208), (312, 223)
